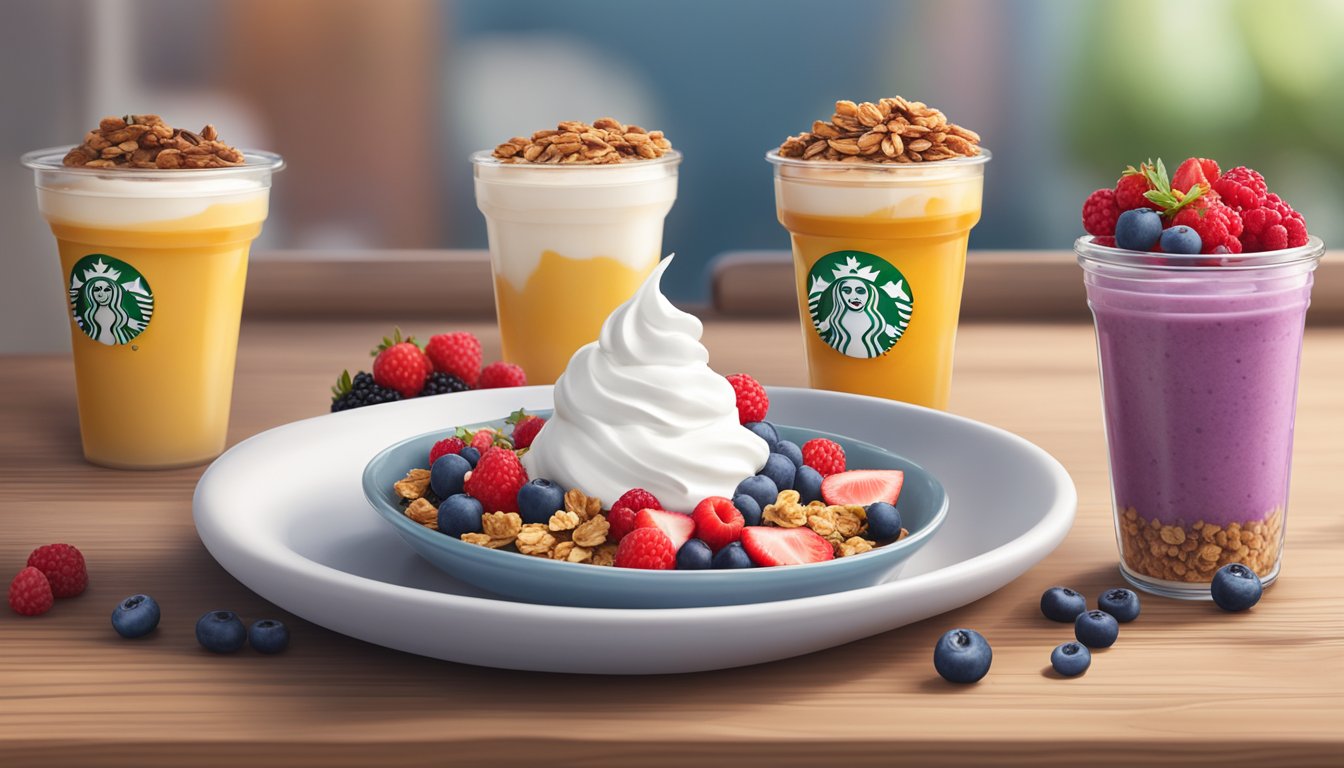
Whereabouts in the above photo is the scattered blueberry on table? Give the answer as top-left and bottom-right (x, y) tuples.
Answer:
(111, 594), (161, 639)
(249, 619), (290, 654)
(1074, 610), (1120, 649)
(1050, 642), (1091, 677)
(1097, 588), (1141, 622)
(195, 610), (247, 653)
(1210, 563), (1263, 612)
(934, 628), (992, 684)
(1040, 586), (1088, 623)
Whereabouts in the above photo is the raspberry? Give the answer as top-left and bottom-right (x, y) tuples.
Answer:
(462, 446), (528, 513)
(429, 436), (466, 465)
(371, 329), (432, 399)
(510, 415), (545, 450)
(27, 543), (87, 598)
(801, 438), (846, 477)
(1093, 236), (1117, 248)
(1212, 167), (1268, 211)
(1172, 201), (1243, 255)
(478, 361), (527, 389)
(610, 488), (661, 542)
(9, 567), (54, 616)
(1114, 168), (1159, 212)
(1240, 198), (1307, 252)
(1081, 188), (1120, 236)
(613, 526), (676, 570)
(725, 373), (768, 424)
(424, 332), (483, 386)
(1261, 193), (1309, 248)
(691, 496), (745, 552)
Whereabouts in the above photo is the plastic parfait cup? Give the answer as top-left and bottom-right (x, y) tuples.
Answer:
(1077, 236), (1325, 598)
(472, 150), (680, 384)
(767, 149), (989, 410)
(23, 147), (283, 469)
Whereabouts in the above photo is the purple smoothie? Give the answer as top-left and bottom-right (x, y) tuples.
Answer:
(1084, 263), (1314, 528)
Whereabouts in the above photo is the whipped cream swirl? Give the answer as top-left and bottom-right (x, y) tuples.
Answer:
(521, 255), (769, 512)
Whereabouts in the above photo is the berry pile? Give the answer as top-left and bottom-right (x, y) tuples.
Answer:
(331, 328), (527, 413)
(8, 543), (88, 616)
(1082, 158), (1309, 256)
(396, 373), (914, 570)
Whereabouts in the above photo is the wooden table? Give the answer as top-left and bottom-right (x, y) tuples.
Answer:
(2, 315), (1342, 767)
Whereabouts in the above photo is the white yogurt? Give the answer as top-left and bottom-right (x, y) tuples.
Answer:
(770, 150), (989, 220)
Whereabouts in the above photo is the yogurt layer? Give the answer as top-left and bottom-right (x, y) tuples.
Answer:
(521, 255), (768, 512)
(36, 174), (270, 226)
(772, 156), (985, 220)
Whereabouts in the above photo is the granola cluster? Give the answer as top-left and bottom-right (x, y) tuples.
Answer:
(63, 114), (245, 169)
(1118, 507), (1282, 583)
(491, 118), (672, 165)
(762, 490), (905, 557)
(777, 97), (980, 164)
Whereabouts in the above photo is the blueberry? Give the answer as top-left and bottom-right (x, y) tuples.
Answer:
(732, 494), (763, 527)
(744, 421), (779, 449)
(677, 539), (713, 570)
(734, 474), (778, 510)
(711, 541), (754, 569)
(759, 453), (797, 492)
(775, 440), (803, 468)
(865, 502), (902, 540)
(111, 594), (160, 639)
(438, 494), (484, 538)
(517, 478), (565, 525)
(249, 619), (289, 654)
(1074, 609), (1120, 648)
(429, 453), (472, 498)
(458, 446), (480, 467)
(933, 628), (992, 684)
(1160, 224), (1202, 255)
(1097, 587), (1141, 622)
(195, 610), (247, 653)
(1040, 586), (1088, 623)
(1211, 563), (1263, 611)
(1050, 641), (1091, 677)
(793, 465), (824, 504)
(1115, 208), (1163, 251)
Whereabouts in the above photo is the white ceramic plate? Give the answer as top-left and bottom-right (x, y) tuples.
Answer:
(194, 386), (1076, 674)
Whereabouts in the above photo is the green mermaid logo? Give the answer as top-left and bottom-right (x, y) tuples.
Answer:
(807, 251), (913, 359)
(68, 255), (154, 346)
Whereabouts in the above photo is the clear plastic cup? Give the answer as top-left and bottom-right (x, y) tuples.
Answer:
(1077, 236), (1324, 598)
(23, 148), (283, 469)
(472, 151), (680, 384)
(768, 150), (989, 410)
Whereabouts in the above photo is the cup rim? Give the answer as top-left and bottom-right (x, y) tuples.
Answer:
(470, 148), (682, 169)
(1075, 234), (1325, 272)
(20, 146), (285, 177)
(765, 146), (991, 169)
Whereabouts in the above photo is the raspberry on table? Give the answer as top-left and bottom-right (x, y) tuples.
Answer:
(801, 438), (846, 477)
(26, 543), (87, 598)
(1081, 188), (1120, 236)
(1212, 166), (1268, 211)
(424, 332), (483, 386)
(9, 566), (54, 616)
(462, 446), (529, 514)
(725, 373), (769, 424)
(1172, 201), (1243, 255)
(478, 361), (527, 389)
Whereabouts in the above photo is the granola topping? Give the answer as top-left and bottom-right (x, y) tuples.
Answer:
(491, 118), (673, 165)
(63, 114), (246, 169)
(777, 97), (980, 164)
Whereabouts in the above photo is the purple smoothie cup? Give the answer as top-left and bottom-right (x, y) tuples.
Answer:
(1076, 235), (1324, 599)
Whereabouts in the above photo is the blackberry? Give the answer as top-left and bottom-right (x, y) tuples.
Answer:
(330, 370), (401, 412)
(419, 371), (471, 397)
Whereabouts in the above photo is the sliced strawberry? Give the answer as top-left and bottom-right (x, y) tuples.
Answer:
(690, 496), (745, 552)
(820, 469), (905, 506)
(740, 526), (834, 567)
(633, 508), (695, 552)
(1172, 157), (1220, 199)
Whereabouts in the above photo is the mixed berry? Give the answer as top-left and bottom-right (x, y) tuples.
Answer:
(393, 372), (914, 570)
(1082, 157), (1309, 256)
(331, 328), (527, 413)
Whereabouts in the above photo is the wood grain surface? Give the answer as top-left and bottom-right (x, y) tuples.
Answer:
(1, 317), (1342, 767)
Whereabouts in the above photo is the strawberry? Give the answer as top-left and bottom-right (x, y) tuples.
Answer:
(740, 527), (834, 567)
(429, 436), (466, 465)
(690, 496), (745, 552)
(478, 362), (527, 389)
(633, 508), (695, 552)
(26, 543), (87, 598)
(462, 446), (528, 513)
(821, 469), (905, 506)
(507, 409), (545, 450)
(1114, 164), (1161, 212)
(455, 426), (504, 453)
(614, 527), (677, 570)
(1172, 157), (1221, 197)
(371, 328), (432, 399)
(801, 438), (846, 477)
(424, 332), (482, 386)
(725, 373), (769, 424)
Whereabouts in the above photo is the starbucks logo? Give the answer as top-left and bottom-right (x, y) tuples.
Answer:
(807, 251), (913, 359)
(68, 255), (154, 346)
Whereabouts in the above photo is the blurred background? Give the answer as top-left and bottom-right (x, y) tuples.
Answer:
(4, 0), (1342, 352)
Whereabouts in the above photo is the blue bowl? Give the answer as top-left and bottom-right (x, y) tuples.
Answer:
(362, 419), (948, 608)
